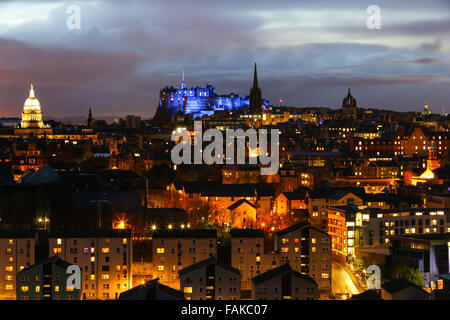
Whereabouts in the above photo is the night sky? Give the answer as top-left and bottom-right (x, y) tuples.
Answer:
(0, 0), (449, 119)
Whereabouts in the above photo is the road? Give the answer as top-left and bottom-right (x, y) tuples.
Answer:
(332, 261), (362, 295)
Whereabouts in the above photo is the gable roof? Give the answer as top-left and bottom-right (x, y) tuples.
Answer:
(275, 221), (309, 237)
(178, 257), (241, 277)
(227, 199), (256, 210)
(18, 255), (72, 275)
(119, 279), (184, 300)
(252, 263), (317, 286)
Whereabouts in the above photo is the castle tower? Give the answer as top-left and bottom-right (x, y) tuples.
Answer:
(249, 63), (263, 113)
(21, 84), (45, 129)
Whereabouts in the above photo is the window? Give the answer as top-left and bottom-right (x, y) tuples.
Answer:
(157, 266), (164, 271)
(21, 286), (29, 292)
(54, 286), (60, 292)
(157, 248), (165, 254)
(102, 248), (110, 254)
(57, 239), (62, 245)
(184, 287), (193, 293)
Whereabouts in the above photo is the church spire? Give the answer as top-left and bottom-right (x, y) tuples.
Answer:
(253, 63), (259, 89)
(249, 63), (263, 113)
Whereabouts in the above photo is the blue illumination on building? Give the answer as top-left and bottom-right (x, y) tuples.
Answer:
(159, 74), (268, 118)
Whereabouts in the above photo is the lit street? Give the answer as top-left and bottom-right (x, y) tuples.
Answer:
(332, 261), (362, 296)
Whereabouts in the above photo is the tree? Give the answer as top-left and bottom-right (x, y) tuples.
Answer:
(381, 257), (425, 287)
(356, 256), (369, 271)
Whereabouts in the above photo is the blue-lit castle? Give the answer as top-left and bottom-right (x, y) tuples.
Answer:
(153, 64), (269, 122)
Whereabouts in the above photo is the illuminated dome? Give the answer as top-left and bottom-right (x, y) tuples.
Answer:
(21, 84), (46, 128)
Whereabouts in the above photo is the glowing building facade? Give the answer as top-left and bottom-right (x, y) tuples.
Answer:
(21, 84), (47, 129)
(158, 66), (269, 119)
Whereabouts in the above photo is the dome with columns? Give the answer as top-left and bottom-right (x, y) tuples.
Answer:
(21, 84), (46, 129)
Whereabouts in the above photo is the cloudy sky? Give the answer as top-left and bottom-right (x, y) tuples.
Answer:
(0, 0), (449, 119)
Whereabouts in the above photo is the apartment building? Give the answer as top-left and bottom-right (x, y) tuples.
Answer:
(152, 229), (217, 290)
(179, 257), (241, 300)
(48, 229), (132, 300)
(274, 222), (332, 291)
(252, 263), (319, 300)
(229, 229), (265, 291)
(16, 255), (81, 300)
(0, 230), (36, 300)
(328, 209), (347, 263)
(364, 208), (449, 246)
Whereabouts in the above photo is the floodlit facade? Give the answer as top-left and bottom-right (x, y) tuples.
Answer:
(0, 231), (36, 300)
(48, 229), (132, 300)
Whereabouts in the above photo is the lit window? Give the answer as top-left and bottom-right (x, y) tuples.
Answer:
(5, 284), (13, 290)
(54, 286), (60, 292)
(184, 287), (193, 293)
(102, 248), (110, 253)
(123, 239), (127, 245)
(57, 239), (62, 245)
(53, 248), (62, 254)
(90, 275), (95, 280)
(312, 247), (316, 253)
(157, 248), (165, 254)
(35, 286), (40, 293)
(21, 286), (29, 292)
(157, 266), (164, 271)
(311, 238), (316, 244)
(101, 274), (110, 280)
(91, 257), (95, 262)
(322, 273), (329, 279)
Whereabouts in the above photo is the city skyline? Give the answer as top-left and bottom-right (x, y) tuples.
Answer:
(0, 0), (449, 118)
